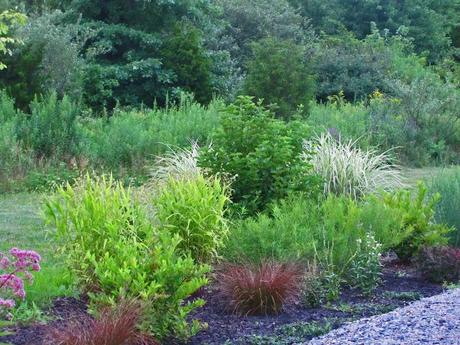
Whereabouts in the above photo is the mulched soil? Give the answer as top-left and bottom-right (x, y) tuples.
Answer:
(0, 262), (444, 345)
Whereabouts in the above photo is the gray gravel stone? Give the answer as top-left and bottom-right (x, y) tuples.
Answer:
(308, 288), (460, 345)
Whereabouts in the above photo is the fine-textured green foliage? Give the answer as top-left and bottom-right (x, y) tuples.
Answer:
(222, 197), (318, 265)
(81, 96), (221, 172)
(200, 96), (319, 214)
(244, 37), (315, 118)
(44, 175), (209, 340)
(15, 92), (80, 160)
(304, 132), (404, 199)
(429, 167), (460, 246)
(153, 175), (229, 264)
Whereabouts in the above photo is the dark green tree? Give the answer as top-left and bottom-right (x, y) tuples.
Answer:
(243, 37), (315, 119)
(161, 22), (213, 104)
(290, 0), (460, 63)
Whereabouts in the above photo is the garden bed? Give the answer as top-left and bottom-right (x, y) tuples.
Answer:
(0, 262), (444, 345)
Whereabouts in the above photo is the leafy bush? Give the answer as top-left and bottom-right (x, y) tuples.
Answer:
(15, 92), (81, 160)
(216, 262), (302, 315)
(44, 175), (209, 340)
(244, 37), (315, 119)
(222, 196), (318, 265)
(304, 132), (403, 199)
(161, 22), (213, 104)
(0, 11), (87, 109)
(416, 246), (460, 284)
(45, 300), (159, 345)
(381, 182), (451, 261)
(200, 96), (319, 214)
(347, 234), (382, 295)
(153, 175), (229, 263)
(429, 168), (460, 246)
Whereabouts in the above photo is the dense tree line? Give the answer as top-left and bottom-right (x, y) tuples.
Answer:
(0, 0), (459, 112)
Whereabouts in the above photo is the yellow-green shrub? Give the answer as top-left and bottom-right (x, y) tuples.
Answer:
(154, 175), (229, 263)
(44, 175), (209, 340)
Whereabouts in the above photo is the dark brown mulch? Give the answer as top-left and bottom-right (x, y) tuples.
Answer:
(0, 297), (88, 345)
(0, 264), (444, 345)
(181, 264), (443, 345)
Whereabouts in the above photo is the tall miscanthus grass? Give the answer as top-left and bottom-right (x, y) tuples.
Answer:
(304, 132), (404, 199)
(150, 141), (202, 183)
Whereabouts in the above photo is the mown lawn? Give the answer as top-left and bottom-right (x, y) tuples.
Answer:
(0, 193), (75, 310)
(402, 166), (458, 187)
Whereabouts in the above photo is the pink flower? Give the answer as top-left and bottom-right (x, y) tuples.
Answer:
(1, 247), (41, 312)
(0, 298), (15, 309)
(0, 256), (10, 270)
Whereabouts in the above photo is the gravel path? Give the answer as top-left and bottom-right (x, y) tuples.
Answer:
(308, 288), (460, 345)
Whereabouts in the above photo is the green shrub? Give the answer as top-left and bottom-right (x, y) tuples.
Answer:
(44, 175), (209, 340)
(244, 37), (315, 119)
(302, 261), (340, 307)
(369, 75), (460, 165)
(222, 196), (318, 265)
(15, 92), (81, 160)
(161, 22), (213, 104)
(223, 195), (377, 285)
(153, 175), (229, 263)
(381, 182), (450, 261)
(200, 96), (319, 214)
(429, 168), (460, 246)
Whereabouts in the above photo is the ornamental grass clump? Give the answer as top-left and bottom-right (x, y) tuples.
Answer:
(46, 300), (158, 345)
(216, 262), (302, 316)
(150, 141), (202, 183)
(304, 132), (403, 199)
(0, 247), (41, 319)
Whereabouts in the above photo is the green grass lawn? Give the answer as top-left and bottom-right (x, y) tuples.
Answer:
(402, 166), (458, 186)
(0, 193), (75, 312)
